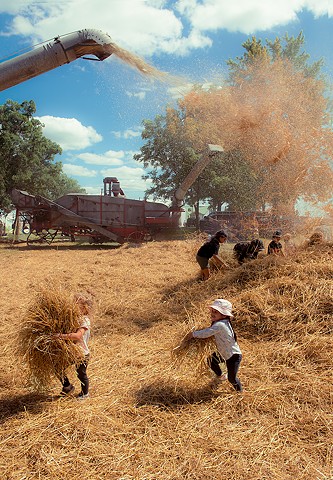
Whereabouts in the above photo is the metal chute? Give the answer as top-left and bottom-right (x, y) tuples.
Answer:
(0, 29), (115, 92)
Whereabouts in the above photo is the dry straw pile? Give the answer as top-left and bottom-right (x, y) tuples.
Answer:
(172, 327), (216, 377)
(218, 243), (333, 341)
(0, 236), (332, 480)
(17, 288), (84, 391)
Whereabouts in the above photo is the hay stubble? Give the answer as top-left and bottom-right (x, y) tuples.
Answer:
(0, 238), (332, 479)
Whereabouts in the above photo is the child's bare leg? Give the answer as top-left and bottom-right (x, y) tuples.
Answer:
(201, 268), (210, 280)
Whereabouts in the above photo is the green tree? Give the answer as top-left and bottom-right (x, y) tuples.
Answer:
(227, 32), (324, 81)
(208, 150), (262, 212)
(134, 110), (203, 228)
(0, 100), (83, 211)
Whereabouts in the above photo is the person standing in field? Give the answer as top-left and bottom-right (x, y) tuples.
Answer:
(54, 294), (92, 400)
(196, 230), (228, 280)
(181, 299), (243, 391)
(267, 230), (284, 256)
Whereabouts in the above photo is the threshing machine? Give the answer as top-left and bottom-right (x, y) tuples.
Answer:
(11, 145), (223, 244)
(11, 177), (174, 244)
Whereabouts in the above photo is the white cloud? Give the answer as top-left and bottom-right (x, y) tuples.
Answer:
(175, 0), (198, 17)
(112, 127), (143, 139)
(100, 165), (148, 191)
(155, 28), (212, 55)
(36, 115), (102, 151)
(62, 164), (97, 177)
(167, 82), (194, 99)
(0, 0), (332, 56)
(10, 15), (35, 35)
(124, 149), (140, 158)
(184, 0), (332, 35)
(304, 0), (333, 16)
(76, 150), (125, 166)
(123, 129), (143, 139)
(0, 0), (184, 56)
(0, 1), (31, 15)
(187, 1), (294, 33)
(125, 90), (146, 100)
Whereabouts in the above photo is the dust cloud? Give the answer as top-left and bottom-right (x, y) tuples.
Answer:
(101, 41), (333, 216)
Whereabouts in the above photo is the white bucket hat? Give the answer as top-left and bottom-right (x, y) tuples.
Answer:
(209, 299), (233, 317)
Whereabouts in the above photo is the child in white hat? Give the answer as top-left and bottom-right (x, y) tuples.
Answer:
(183, 299), (243, 391)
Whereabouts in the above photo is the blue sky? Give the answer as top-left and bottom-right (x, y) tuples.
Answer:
(0, 0), (332, 200)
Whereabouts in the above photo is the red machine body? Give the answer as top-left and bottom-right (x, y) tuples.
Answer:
(11, 178), (179, 244)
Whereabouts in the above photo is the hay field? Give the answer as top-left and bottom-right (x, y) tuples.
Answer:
(0, 238), (332, 480)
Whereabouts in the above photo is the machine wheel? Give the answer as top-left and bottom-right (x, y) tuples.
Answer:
(126, 231), (152, 243)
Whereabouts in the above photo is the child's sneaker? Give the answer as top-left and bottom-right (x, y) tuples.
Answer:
(77, 392), (90, 401)
(61, 384), (75, 395)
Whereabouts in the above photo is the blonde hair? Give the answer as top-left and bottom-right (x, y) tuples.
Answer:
(74, 292), (94, 313)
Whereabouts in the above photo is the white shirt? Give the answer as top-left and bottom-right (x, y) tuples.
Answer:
(192, 319), (241, 360)
(78, 316), (90, 355)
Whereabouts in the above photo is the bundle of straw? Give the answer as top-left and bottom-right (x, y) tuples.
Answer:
(171, 329), (216, 377)
(17, 288), (85, 391)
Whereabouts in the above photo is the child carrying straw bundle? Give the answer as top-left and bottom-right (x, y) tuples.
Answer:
(18, 288), (93, 399)
(54, 293), (92, 400)
(175, 299), (243, 391)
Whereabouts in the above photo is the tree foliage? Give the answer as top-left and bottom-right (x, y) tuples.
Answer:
(134, 109), (218, 209)
(227, 32), (324, 80)
(0, 100), (83, 212)
(134, 108), (259, 213)
(135, 111), (198, 202)
(135, 32), (333, 216)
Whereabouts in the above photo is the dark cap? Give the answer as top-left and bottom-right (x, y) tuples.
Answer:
(215, 230), (227, 239)
(273, 230), (282, 237)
